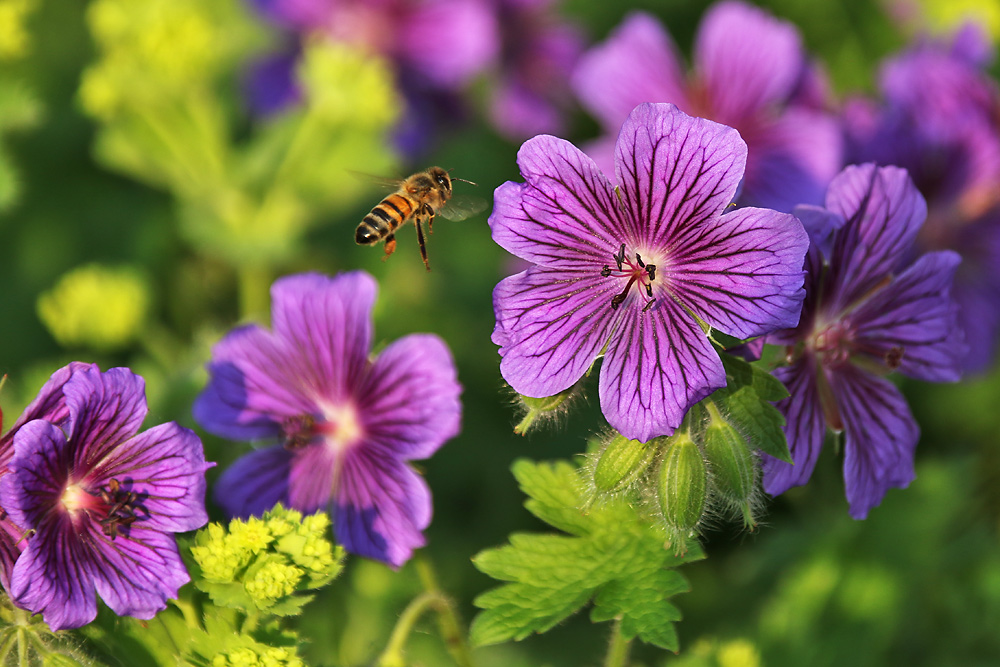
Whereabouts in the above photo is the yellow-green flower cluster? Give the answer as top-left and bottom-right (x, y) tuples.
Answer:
(192, 506), (345, 612)
(80, 0), (258, 120)
(0, 0), (37, 60)
(210, 646), (304, 667)
(36, 264), (149, 351)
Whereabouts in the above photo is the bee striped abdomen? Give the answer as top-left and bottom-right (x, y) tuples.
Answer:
(356, 194), (415, 245)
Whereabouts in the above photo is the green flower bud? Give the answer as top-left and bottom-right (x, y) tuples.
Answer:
(593, 434), (656, 494)
(704, 403), (759, 527)
(244, 559), (304, 608)
(513, 383), (581, 435)
(656, 432), (707, 537)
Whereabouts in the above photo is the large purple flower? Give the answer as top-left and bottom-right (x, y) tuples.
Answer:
(491, 102), (808, 442)
(0, 364), (211, 631)
(571, 2), (842, 212)
(844, 25), (1000, 372)
(193, 271), (461, 567)
(762, 164), (965, 519)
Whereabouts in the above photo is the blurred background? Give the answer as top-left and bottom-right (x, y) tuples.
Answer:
(1, 0), (999, 664)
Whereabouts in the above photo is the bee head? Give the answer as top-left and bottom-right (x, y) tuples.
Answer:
(429, 166), (452, 193)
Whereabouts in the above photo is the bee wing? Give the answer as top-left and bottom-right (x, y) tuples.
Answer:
(438, 195), (488, 221)
(348, 170), (405, 193)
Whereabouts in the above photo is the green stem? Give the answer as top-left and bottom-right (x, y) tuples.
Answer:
(413, 553), (476, 667)
(604, 619), (631, 667)
(237, 264), (272, 322)
(375, 591), (447, 667)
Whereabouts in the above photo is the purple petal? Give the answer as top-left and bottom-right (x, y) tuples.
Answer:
(490, 135), (625, 270)
(193, 325), (310, 440)
(270, 271), (376, 402)
(288, 442), (337, 514)
(599, 297), (725, 441)
(8, 524), (99, 631)
(2, 421), (70, 530)
(667, 206), (808, 339)
(792, 204), (846, 258)
(740, 108), (843, 211)
(490, 78), (564, 140)
(952, 275), (1000, 373)
(62, 366), (147, 469)
(360, 334), (462, 460)
(761, 359), (827, 496)
(579, 135), (617, 181)
(0, 517), (24, 593)
(493, 268), (621, 398)
(694, 1), (803, 123)
(571, 12), (689, 132)
(0, 362), (95, 464)
(614, 103), (746, 249)
(90, 528), (190, 620)
(94, 422), (211, 533)
(333, 453), (432, 567)
(213, 446), (292, 519)
(825, 164), (928, 313)
(851, 251), (965, 382)
(396, 0), (499, 88)
(830, 365), (918, 519)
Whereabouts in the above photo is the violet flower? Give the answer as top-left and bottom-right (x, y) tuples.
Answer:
(491, 102), (808, 442)
(487, 0), (585, 140)
(844, 25), (1000, 372)
(762, 164), (965, 519)
(193, 271), (461, 567)
(0, 362), (89, 593)
(0, 364), (211, 631)
(571, 1), (842, 212)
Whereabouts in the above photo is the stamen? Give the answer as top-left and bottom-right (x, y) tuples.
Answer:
(642, 299), (656, 313)
(95, 478), (145, 540)
(614, 244), (625, 271)
(611, 276), (637, 310)
(885, 346), (904, 370)
(646, 265), (656, 281)
(601, 244), (659, 313)
(600, 266), (612, 277)
(635, 254), (645, 268)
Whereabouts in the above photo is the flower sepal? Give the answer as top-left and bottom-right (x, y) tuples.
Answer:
(655, 429), (708, 553)
(512, 381), (583, 435)
(588, 433), (658, 496)
(702, 405), (759, 529)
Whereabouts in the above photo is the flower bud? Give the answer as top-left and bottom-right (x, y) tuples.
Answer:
(704, 419), (758, 527)
(593, 434), (656, 494)
(513, 384), (579, 435)
(656, 432), (707, 539)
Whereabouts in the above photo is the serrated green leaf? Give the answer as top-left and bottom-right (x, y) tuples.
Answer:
(196, 580), (256, 612)
(472, 460), (703, 651)
(713, 354), (793, 463)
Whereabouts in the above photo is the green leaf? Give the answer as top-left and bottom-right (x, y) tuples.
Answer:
(471, 460), (703, 651)
(712, 353), (793, 463)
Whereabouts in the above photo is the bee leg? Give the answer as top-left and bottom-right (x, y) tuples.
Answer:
(415, 214), (431, 272)
(382, 234), (396, 262)
(427, 206), (435, 234)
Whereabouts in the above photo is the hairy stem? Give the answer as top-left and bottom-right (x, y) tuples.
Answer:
(604, 619), (631, 667)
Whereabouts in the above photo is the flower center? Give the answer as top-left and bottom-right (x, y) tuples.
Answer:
(62, 478), (146, 540)
(282, 403), (364, 451)
(600, 243), (658, 312)
(809, 320), (903, 371)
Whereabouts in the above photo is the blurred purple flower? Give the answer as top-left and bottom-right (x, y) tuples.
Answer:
(491, 103), (808, 442)
(0, 364), (211, 631)
(487, 0), (585, 140)
(844, 25), (1000, 372)
(762, 164), (965, 519)
(571, 2), (842, 212)
(246, 0), (499, 154)
(194, 272), (461, 567)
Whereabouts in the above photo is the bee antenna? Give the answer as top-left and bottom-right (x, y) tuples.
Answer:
(451, 177), (478, 186)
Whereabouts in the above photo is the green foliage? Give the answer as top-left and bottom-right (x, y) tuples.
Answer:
(471, 459), (703, 652)
(710, 353), (792, 463)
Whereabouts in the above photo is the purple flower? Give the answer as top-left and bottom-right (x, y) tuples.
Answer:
(571, 2), (842, 212)
(486, 0), (585, 140)
(844, 25), (1000, 372)
(193, 271), (462, 567)
(0, 364), (211, 631)
(762, 164), (965, 519)
(246, 0), (499, 151)
(491, 102), (808, 442)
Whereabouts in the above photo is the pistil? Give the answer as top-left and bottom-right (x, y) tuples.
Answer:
(601, 243), (657, 312)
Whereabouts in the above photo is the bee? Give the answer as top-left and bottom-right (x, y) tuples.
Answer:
(355, 166), (485, 271)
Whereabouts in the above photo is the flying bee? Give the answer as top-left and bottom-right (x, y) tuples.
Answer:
(355, 166), (485, 271)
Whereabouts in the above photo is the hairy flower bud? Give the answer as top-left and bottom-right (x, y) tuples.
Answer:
(593, 434), (656, 494)
(513, 383), (580, 435)
(704, 416), (758, 527)
(656, 432), (707, 543)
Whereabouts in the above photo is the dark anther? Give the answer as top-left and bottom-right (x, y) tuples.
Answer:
(611, 294), (625, 310)
(885, 346), (904, 370)
(645, 283), (653, 297)
(614, 243), (626, 271)
(635, 253), (645, 268)
(97, 478), (145, 540)
(600, 265), (612, 277)
(646, 265), (656, 281)
(642, 299), (656, 313)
